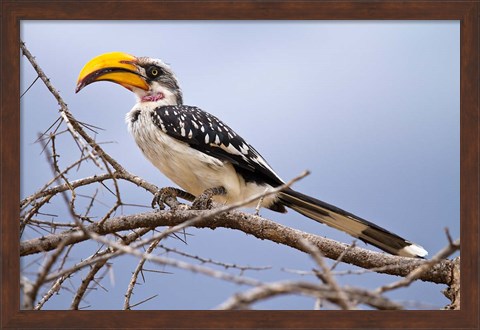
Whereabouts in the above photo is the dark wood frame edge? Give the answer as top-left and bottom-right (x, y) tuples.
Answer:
(1, 1), (478, 329)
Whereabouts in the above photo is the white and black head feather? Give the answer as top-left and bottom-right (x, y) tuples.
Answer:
(135, 57), (183, 104)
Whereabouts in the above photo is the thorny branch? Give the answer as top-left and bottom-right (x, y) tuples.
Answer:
(20, 42), (460, 310)
(374, 230), (460, 295)
(215, 281), (403, 310)
(159, 245), (272, 274)
(20, 209), (456, 285)
(298, 238), (354, 310)
(123, 237), (162, 310)
(20, 41), (102, 169)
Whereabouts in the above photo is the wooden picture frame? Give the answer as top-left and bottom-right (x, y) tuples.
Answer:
(1, 1), (478, 328)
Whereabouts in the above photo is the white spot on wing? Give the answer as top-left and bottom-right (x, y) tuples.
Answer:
(219, 143), (243, 157)
(240, 144), (249, 155)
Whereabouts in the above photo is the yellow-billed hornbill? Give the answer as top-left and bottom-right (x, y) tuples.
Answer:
(76, 52), (427, 258)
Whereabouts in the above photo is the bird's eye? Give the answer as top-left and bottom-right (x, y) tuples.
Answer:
(146, 66), (161, 78)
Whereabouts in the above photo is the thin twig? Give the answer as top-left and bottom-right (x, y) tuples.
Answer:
(160, 245), (271, 275)
(20, 75), (40, 98)
(128, 294), (159, 309)
(330, 240), (357, 271)
(298, 238), (354, 310)
(70, 256), (110, 310)
(23, 239), (68, 309)
(88, 230), (263, 287)
(36, 228), (153, 308)
(124, 238), (162, 310)
(34, 274), (68, 310)
(21, 41), (102, 168)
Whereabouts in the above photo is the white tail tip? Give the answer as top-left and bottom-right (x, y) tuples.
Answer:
(399, 244), (428, 258)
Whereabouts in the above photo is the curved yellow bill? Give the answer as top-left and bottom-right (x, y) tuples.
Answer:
(76, 52), (149, 93)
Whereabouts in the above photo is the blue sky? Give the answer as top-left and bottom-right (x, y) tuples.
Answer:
(20, 21), (459, 310)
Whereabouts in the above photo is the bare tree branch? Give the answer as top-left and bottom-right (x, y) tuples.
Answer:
(442, 256), (460, 310)
(21, 41), (103, 168)
(70, 256), (110, 310)
(215, 281), (403, 310)
(86, 230), (263, 287)
(20, 209), (455, 285)
(159, 245), (271, 274)
(298, 238), (354, 310)
(375, 237), (460, 294)
(124, 237), (162, 310)
(23, 239), (68, 309)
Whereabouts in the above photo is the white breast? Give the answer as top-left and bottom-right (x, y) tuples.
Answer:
(126, 104), (278, 208)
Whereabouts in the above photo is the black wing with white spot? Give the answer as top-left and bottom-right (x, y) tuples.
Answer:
(151, 105), (284, 186)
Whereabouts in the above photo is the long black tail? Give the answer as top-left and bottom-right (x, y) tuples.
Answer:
(278, 188), (427, 258)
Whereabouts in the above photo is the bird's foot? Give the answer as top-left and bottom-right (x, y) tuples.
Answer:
(151, 187), (195, 210)
(191, 186), (226, 210)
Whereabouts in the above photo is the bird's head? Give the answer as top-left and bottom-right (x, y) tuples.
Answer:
(76, 52), (183, 105)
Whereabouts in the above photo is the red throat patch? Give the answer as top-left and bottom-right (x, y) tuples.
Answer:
(141, 92), (165, 102)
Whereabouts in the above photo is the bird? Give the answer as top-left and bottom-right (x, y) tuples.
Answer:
(75, 52), (428, 258)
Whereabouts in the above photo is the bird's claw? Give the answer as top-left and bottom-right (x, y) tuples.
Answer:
(191, 193), (213, 210)
(151, 187), (179, 210)
(190, 186), (226, 210)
